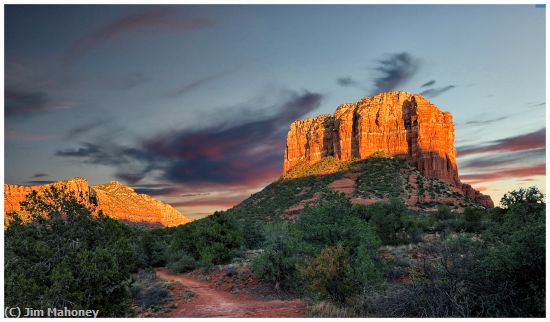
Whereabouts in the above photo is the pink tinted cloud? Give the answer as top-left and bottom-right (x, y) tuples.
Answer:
(458, 128), (545, 157)
(66, 8), (215, 62)
(461, 164), (546, 184)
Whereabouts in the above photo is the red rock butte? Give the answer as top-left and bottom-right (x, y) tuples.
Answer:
(283, 91), (493, 208)
(4, 177), (192, 227)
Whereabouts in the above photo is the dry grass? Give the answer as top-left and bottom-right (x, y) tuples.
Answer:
(307, 301), (357, 317)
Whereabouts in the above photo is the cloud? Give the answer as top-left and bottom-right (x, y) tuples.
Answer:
(527, 101), (546, 108)
(461, 164), (545, 184)
(370, 52), (419, 95)
(30, 173), (49, 179)
(5, 128), (55, 141)
(457, 128), (545, 157)
(464, 116), (508, 126)
(421, 80), (436, 88)
(420, 85), (456, 98)
(460, 148), (545, 170)
(336, 76), (361, 87)
(66, 121), (106, 139)
(143, 90), (322, 186)
(65, 8), (215, 63)
(55, 90), (323, 188)
(5, 88), (49, 117)
(171, 196), (245, 208)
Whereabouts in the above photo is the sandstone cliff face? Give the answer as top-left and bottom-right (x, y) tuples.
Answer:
(283, 92), (493, 208)
(4, 178), (191, 227)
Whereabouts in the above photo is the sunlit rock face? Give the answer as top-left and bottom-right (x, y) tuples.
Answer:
(4, 178), (191, 227)
(284, 92), (493, 208)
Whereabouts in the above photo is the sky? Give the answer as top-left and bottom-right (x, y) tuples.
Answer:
(5, 5), (546, 219)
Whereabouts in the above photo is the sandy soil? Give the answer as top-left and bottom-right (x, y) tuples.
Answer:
(156, 268), (306, 317)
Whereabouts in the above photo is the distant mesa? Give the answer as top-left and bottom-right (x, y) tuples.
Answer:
(283, 91), (493, 208)
(4, 177), (191, 227)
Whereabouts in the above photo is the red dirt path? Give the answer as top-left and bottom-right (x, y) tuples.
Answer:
(156, 268), (307, 317)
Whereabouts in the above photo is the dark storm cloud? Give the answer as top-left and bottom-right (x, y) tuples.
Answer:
(421, 80), (436, 87)
(420, 85), (456, 98)
(370, 52), (419, 95)
(65, 8), (215, 63)
(55, 90), (323, 187)
(464, 116), (508, 126)
(457, 128), (546, 157)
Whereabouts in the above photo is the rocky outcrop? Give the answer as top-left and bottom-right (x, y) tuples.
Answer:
(4, 178), (191, 227)
(283, 92), (493, 208)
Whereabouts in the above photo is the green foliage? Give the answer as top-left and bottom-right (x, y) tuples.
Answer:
(301, 244), (353, 303)
(355, 157), (406, 198)
(5, 186), (141, 317)
(253, 190), (384, 302)
(251, 222), (310, 290)
(167, 252), (197, 273)
(361, 198), (423, 245)
(362, 186), (545, 317)
(165, 211), (244, 269)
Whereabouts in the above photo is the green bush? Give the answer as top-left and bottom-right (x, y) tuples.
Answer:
(5, 186), (140, 317)
(167, 252), (197, 273)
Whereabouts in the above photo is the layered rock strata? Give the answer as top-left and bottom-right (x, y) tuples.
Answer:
(284, 92), (493, 208)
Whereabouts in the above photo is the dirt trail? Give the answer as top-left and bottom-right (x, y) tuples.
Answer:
(156, 268), (306, 317)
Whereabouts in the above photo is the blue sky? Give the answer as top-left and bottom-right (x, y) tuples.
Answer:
(5, 5), (546, 218)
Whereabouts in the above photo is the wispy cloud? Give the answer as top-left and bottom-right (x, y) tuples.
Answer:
(460, 148), (545, 169)
(30, 173), (49, 179)
(457, 128), (545, 157)
(55, 89), (323, 189)
(420, 80), (435, 88)
(420, 85), (456, 98)
(370, 52), (419, 95)
(66, 121), (106, 139)
(5, 88), (74, 118)
(461, 164), (545, 184)
(65, 8), (215, 63)
(463, 116), (508, 126)
(335, 76), (367, 90)
(5, 128), (55, 141)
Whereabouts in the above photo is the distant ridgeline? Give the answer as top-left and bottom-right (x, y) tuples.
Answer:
(283, 91), (493, 208)
(4, 178), (191, 227)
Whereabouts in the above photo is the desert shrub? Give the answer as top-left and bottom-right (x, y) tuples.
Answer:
(5, 186), (140, 317)
(252, 221), (310, 291)
(435, 204), (452, 220)
(131, 269), (170, 309)
(167, 252), (197, 273)
(362, 187), (545, 317)
(254, 190), (384, 298)
(165, 211), (244, 269)
(301, 244), (353, 304)
(362, 198), (421, 245)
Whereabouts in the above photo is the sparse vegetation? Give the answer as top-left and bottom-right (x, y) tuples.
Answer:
(5, 160), (545, 318)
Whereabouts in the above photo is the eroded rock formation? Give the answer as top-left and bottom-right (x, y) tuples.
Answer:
(4, 177), (191, 227)
(284, 91), (493, 208)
